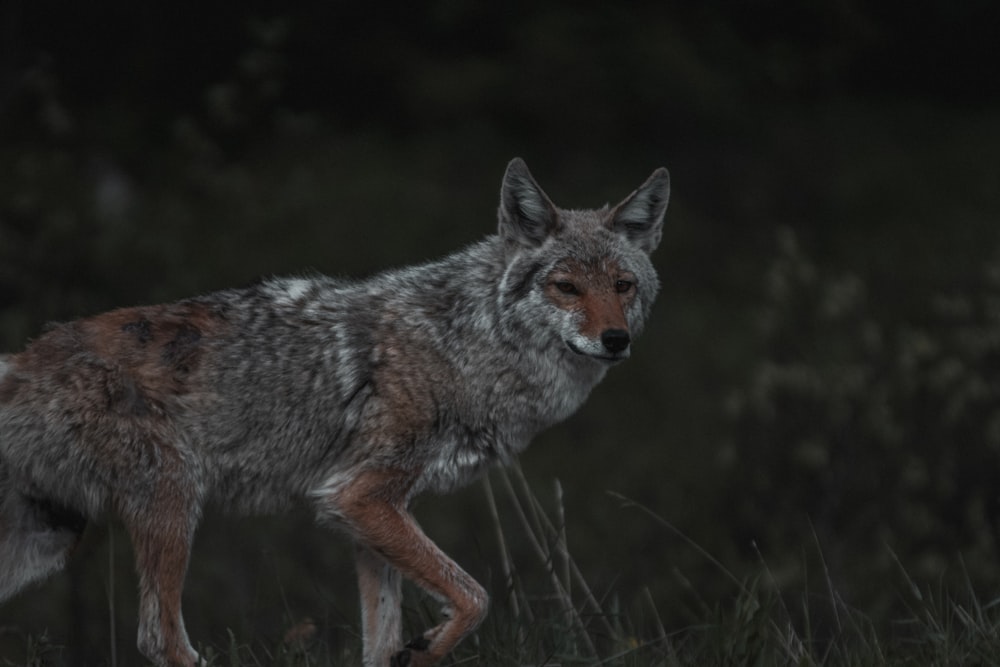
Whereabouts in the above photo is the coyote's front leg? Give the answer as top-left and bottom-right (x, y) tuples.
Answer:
(355, 544), (403, 666)
(332, 469), (489, 667)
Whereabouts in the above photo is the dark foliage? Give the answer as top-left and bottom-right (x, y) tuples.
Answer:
(2, 2), (1000, 664)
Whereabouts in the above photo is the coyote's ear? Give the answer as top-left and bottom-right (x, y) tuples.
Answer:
(498, 158), (559, 249)
(608, 167), (670, 254)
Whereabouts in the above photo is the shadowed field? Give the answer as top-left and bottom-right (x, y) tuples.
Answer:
(2, 3), (999, 664)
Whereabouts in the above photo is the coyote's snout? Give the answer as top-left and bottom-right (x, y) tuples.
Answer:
(545, 257), (639, 362)
(0, 158), (669, 666)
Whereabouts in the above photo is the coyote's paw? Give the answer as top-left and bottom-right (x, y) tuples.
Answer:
(390, 636), (430, 666)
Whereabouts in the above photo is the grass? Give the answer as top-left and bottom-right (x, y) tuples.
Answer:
(6, 464), (1000, 666)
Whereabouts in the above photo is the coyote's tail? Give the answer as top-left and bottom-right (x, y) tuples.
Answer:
(0, 462), (87, 602)
(0, 359), (87, 602)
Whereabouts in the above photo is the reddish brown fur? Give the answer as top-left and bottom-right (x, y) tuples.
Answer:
(80, 302), (227, 398)
(122, 442), (200, 666)
(1, 303), (223, 667)
(358, 325), (457, 465)
(1, 303), (230, 507)
(330, 468), (488, 666)
(370, 337), (439, 442)
(7, 302), (227, 410)
(0, 158), (668, 667)
(544, 258), (636, 339)
(129, 516), (195, 665)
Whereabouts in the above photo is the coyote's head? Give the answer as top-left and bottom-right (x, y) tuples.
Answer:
(497, 158), (669, 363)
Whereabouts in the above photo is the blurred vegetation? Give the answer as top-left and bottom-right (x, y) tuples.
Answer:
(2, 1), (1000, 664)
(720, 231), (1000, 620)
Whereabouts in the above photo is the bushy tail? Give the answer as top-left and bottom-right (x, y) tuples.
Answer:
(0, 459), (86, 602)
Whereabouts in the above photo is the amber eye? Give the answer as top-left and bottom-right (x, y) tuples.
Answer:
(555, 281), (579, 295)
(615, 280), (634, 293)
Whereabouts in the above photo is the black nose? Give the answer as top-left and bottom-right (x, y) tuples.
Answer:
(601, 328), (631, 353)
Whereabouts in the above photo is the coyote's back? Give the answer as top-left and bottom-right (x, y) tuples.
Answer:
(0, 158), (669, 666)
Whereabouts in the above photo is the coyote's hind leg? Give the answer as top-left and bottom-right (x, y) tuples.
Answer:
(121, 482), (201, 667)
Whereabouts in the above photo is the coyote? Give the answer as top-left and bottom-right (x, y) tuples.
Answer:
(0, 158), (669, 666)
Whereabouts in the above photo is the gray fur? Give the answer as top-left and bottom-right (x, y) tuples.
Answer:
(0, 158), (669, 667)
(498, 157), (560, 250)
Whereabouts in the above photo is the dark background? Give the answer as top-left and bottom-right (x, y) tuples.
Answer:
(2, 1), (999, 663)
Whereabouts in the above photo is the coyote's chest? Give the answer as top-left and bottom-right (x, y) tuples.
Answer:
(418, 434), (496, 494)
(415, 356), (606, 495)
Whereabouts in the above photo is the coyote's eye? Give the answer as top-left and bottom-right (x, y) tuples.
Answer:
(615, 280), (634, 293)
(554, 281), (579, 295)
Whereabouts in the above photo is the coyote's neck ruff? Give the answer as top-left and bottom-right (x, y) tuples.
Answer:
(0, 158), (669, 667)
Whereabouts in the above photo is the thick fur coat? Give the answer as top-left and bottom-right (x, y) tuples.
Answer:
(0, 158), (669, 666)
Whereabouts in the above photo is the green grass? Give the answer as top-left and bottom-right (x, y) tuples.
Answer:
(202, 479), (1000, 667)
(9, 464), (1000, 666)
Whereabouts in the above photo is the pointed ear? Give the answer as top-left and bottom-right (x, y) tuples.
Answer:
(498, 158), (559, 249)
(608, 167), (670, 254)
